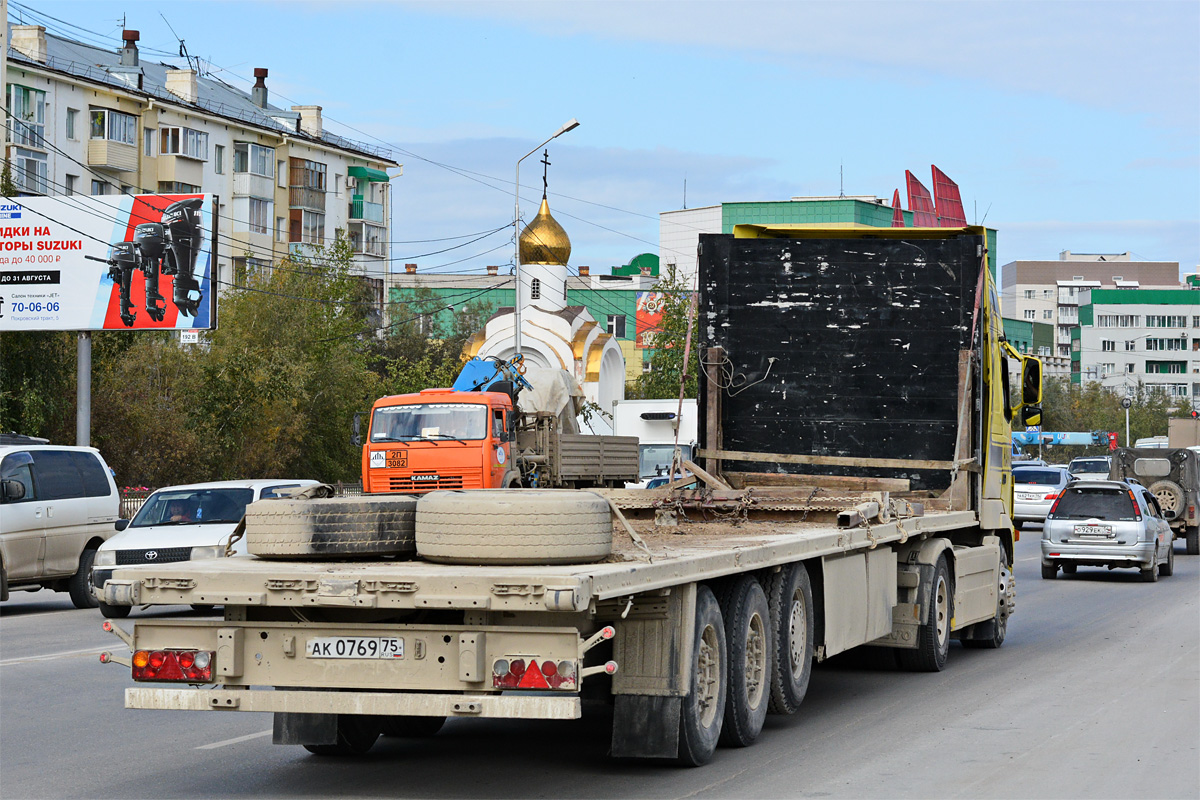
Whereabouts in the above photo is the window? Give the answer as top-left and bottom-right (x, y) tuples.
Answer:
(289, 159), (327, 191)
(233, 142), (274, 177)
(160, 126), (208, 160)
(214, 145), (224, 174)
(334, 173), (342, 197)
(66, 108), (78, 140)
(1043, 309), (1053, 319)
(1126, 340), (1137, 351)
(300, 210), (325, 244)
(1147, 315), (1188, 328)
(157, 181), (201, 194)
(12, 148), (48, 194)
(1024, 309), (1035, 320)
(276, 217), (286, 242)
(1102, 340), (1115, 352)
(1147, 338), (1186, 352)
(531, 278), (541, 300)
(1119, 315), (1140, 327)
(1127, 363), (1136, 373)
(89, 108), (136, 145)
(642, 360), (652, 374)
(65, 174), (77, 195)
(249, 198), (272, 235)
(1099, 363), (1115, 376)
(91, 179), (108, 196)
(607, 314), (627, 338)
(1097, 315), (1118, 328)
(1193, 316), (1200, 328)
(1023, 290), (1034, 299)
(1145, 361), (1186, 374)
(277, 160), (287, 188)
(143, 127), (154, 157)
(9, 85), (46, 147)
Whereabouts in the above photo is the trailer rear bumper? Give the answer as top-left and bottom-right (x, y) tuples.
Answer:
(125, 687), (580, 720)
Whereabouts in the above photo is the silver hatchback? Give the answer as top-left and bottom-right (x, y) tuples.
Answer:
(1041, 480), (1174, 581)
(1012, 466), (1071, 528)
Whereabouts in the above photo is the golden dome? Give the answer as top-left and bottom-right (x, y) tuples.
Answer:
(519, 198), (571, 266)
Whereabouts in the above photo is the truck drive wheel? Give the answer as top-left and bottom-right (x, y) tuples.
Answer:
(765, 563), (813, 715)
(718, 575), (772, 748)
(962, 549), (1010, 650)
(897, 553), (953, 672)
(68, 548), (99, 609)
(1149, 481), (1184, 521)
(1187, 526), (1199, 556)
(246, 496), (417, 559)
(415, 490), (612, 565)
(678, 584), (726, 767)
(303, 715), (380, 756)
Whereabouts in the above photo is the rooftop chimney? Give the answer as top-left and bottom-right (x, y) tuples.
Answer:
(292, 105), (323, 137)
(120, 30), (140, 67)
(405, 263), (417, 275)
(578, 265), (590, 276)
(165, 68), (198, 103)
(11, 25), (48, 63)
(486, 265), (499, 276)
(252, 68), (268, 109)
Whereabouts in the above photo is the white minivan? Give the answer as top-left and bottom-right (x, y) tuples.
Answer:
(0, 438), (122, 608)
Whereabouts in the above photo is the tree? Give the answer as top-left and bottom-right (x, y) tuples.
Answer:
(627, 263), (699, 400)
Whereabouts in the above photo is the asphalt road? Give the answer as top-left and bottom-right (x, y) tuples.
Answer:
(1, 530), (1197, 799)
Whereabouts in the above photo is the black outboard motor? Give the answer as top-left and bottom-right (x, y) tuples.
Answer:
(86, 243), (138, 327)
(132, 222), (167, 322)
(160, 198), (204, 316)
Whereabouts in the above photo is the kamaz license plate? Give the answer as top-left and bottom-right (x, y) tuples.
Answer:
(1073, 524), (1113, 537)
(306, 636), (405, 659)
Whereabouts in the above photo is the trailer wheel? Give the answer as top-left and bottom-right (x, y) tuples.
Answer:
(678, 585), (727, 767)
(1186, 526), (1199, 556)
(303, 715), (380, 756)
(379, 715), (445, 738)
(717, 575), (771, 747)
(415, 490), (612, 565)
(68, 548), (99, 609)
(897, 553), (953, 672)
(765, 563), (813, 715)
(246, 496), (417, 559)
(1149, 480), (1184, 521)
(98, 601), (130, 619)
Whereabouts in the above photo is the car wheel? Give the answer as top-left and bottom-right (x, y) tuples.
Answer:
(68, 548), (99, 609)
(98, 601), (131, 619)
(1160, 544), (1174, 577)
(1140, 553), (1159, 583)
(1041, 562), (1057, 579)
(1187, 526), (1199, 556)
(1061, 563), (1077, 575)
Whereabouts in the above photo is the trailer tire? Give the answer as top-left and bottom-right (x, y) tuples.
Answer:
(678, 584), (726, 767)
(1149, 480), (1184, 521)
(896, 553), (953, 672)
(717, 575), (771, 747)
(415, 490), (612, 565)
(69, 548), (99, 609)
(765, 563), (813, 715)
(1186, 526), (1199, 555)
(379, 715), (445, 738)
(303, 715), (380, 756)
(98, 601), (130, 619)
(245, 496), (417, 559)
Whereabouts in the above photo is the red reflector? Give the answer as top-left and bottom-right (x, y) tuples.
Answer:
(510, 659), (526, 677)
(132, 650), (214, 683)
(541, 660), (557, 677)
(178, 652), (195, 669)
(148, 651), (166, 670)
(516, 660), (550, 689)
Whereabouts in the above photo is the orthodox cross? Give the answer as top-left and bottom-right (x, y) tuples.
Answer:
(541, 149), (551, 198)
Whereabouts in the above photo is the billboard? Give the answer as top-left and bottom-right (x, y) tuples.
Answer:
(635, 291), (664, 349)
(0, 194), (214, 331)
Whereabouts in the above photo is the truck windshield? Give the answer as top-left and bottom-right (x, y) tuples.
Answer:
(371, 403), (488, 442)
(640, 444), (692, 478)
(131, 488), (254, 527)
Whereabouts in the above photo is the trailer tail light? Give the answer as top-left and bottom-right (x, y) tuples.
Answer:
(132, 649), (214, 682)
(492, 657), (577, 690)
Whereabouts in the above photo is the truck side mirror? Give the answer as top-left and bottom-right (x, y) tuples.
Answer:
(351, 412), (363, 447)
(1021, 357), (1042, 406)
(1, 478), (26, 502)
(1021, 405), (1042, 427)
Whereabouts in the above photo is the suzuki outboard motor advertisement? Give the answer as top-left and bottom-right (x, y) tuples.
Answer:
(0, 194), (214, 331)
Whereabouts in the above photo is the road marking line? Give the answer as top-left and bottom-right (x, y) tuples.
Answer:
(0, 647), (107, 666)
(1019, 556), (1040, 562)
(196, 730), (273, 750)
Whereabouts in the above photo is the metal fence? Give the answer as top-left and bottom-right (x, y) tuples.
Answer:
(118, 481), (362, 519)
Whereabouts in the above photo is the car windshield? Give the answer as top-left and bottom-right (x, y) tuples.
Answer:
(1048, 486), (1137, 521)
(370, 403), (488, 442)
(1014, 468), (1063, 486)
(131, 488), (254, 527)
(1069, 460), (1109, 474)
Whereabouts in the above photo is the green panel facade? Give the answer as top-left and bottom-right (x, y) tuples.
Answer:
(1032, 321), (1054, 354)
(1003, 317), (1034, 353)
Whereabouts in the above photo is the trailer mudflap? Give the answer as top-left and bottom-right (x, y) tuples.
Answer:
(126, 687), (580, 719)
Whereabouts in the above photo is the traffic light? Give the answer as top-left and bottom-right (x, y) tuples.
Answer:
(1191, 409), (1198, 419)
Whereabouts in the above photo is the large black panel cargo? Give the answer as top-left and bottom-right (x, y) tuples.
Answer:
(698, 231), (984, 492)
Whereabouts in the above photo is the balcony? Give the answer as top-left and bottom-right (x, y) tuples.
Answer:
(289, 186), (326, 212)
(349, 220), (386, 258)
(87, 139), (137, 172)
(350, 195), (385, 223)
(233, 172), (275, 199)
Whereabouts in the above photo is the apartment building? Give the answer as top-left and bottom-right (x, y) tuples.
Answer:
(3, 24), (398, 296)
(999, 251), (1180, 360)
(1074, 286), (1200, 405)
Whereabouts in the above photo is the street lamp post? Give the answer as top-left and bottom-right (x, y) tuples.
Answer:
(513, 118), (579, 356)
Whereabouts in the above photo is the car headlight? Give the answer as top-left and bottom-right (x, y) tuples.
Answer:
(188, 545), (226, 560)
(94, 549), (116, 567)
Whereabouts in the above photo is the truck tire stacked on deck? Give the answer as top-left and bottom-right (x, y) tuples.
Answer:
(414, 490), (612, 565)
(245, 496), (418, 559)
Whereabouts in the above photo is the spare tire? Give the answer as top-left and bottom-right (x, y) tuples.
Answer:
(246, 495), (418, 559)
(415, 489), (612, 565)
(1149, 480), (1185, 520)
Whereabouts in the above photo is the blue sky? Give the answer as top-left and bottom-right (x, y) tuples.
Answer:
(23, 1), (1200, 274)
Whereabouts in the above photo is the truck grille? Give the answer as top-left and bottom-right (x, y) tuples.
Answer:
(388, 474), (465, 491)
(115, 547), (194, 565)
